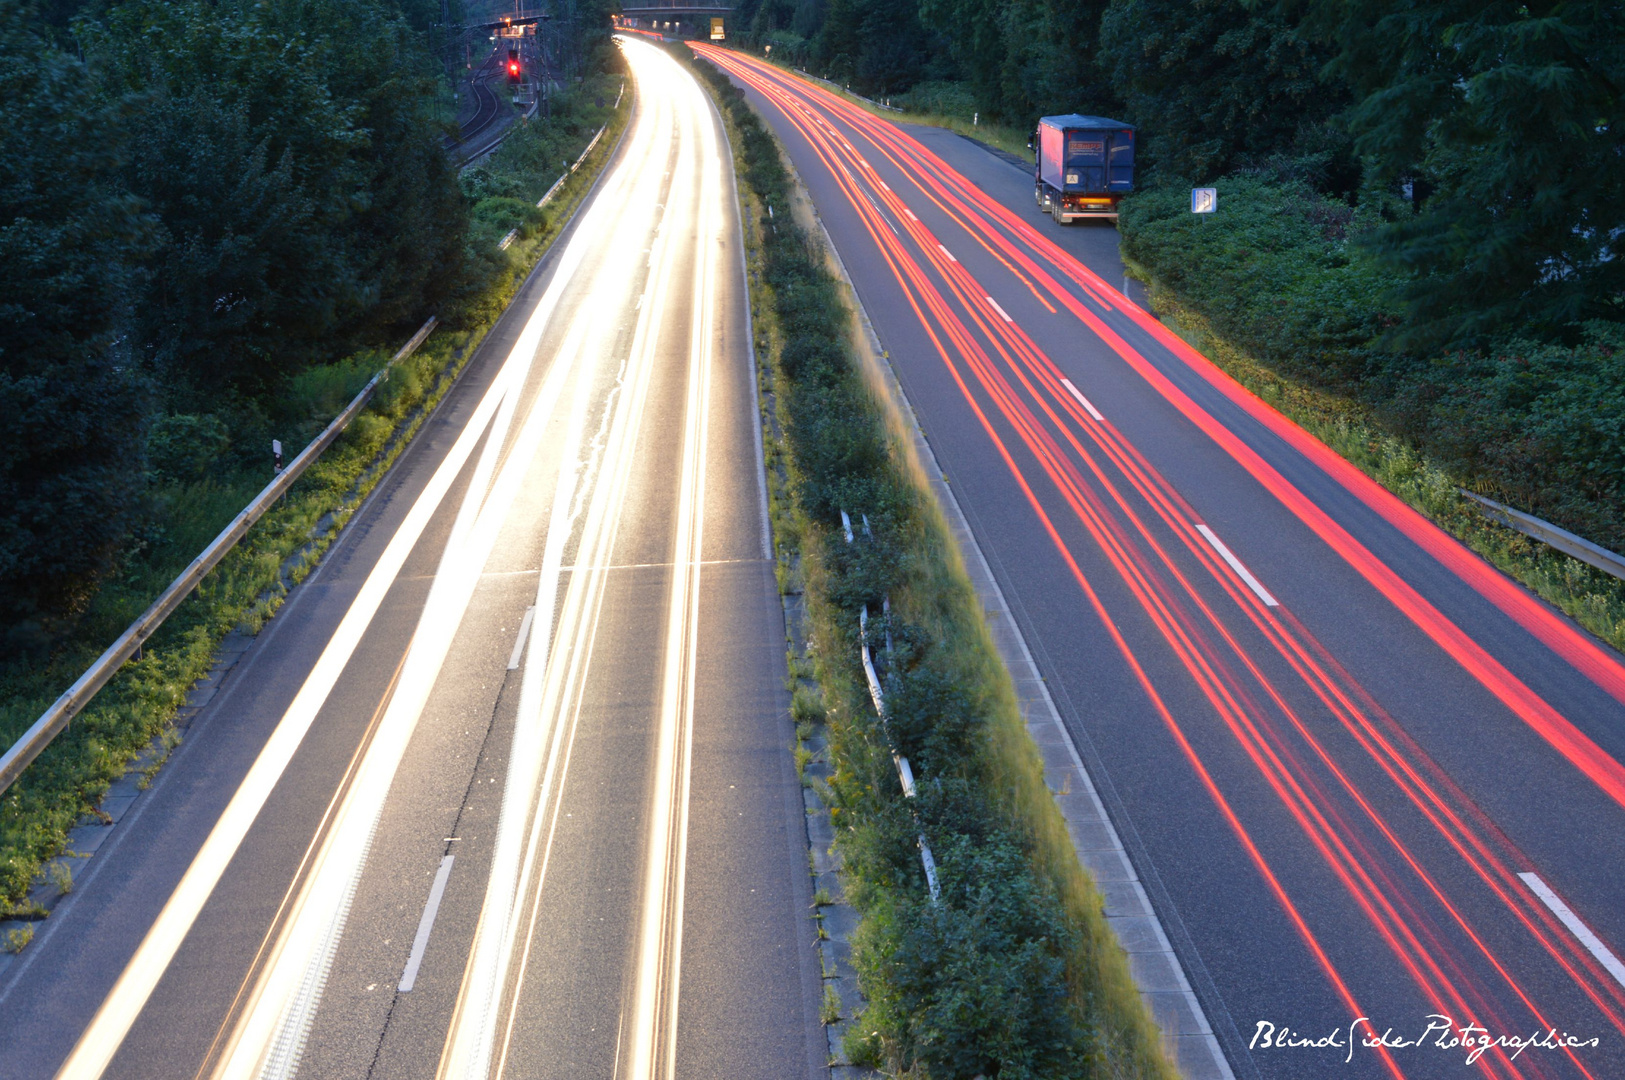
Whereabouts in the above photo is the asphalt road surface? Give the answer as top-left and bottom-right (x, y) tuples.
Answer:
(0, 38), (823, 1080)
(697, 44), (1625, 1080)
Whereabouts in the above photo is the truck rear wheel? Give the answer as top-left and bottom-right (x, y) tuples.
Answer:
(1034, 186), (1048, 213)
(1051, 201), (1067, 226)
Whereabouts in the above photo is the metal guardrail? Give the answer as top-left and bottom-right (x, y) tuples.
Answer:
(841, 509), (941, 904)
(501, 78), (627, 249)
(0, 317), (439, 797)
(791, 67), (902, 112)
(1459, 489), (1625, 583)
(533, 82), (624, 215)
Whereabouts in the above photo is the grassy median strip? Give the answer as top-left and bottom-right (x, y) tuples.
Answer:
(0, 77), (632, 915)
(689, 51), (1175, 1080)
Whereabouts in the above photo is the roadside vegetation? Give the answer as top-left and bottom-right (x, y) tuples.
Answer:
(718, 0), (1625, 652)
(0, 0), (625, 912)
(689, 50), (1175, 1080)
(1119, 183), (1625, 652)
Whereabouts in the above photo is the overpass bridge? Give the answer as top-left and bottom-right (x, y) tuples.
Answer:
(615, 1), (735, 30)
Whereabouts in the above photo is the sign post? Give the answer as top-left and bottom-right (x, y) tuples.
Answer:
(1191, 187), (1217, 220)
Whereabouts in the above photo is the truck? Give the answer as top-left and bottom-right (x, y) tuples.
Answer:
(1032, 115), (1136, 224)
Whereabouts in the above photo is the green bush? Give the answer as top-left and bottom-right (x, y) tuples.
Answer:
(146, 414), (231, 482)
(1119, 176), (1395, 383)
(891, 80), (978, 118)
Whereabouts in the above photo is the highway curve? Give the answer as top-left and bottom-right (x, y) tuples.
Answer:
(696, 43), (1625, 1080)
(0, 38), (823, 1080)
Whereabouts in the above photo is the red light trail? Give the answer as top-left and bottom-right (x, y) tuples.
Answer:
(694, 41), (1625, 1079)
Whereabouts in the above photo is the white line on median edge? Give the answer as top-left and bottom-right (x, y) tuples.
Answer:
(1520, 872), (1625, 991)
(1059, 378), (1104, 421)
(985, 296), (1013, 323)
(507, 607), (536, 670)
(1196, 524), (1279, 607)
(399, 856), (455, 992)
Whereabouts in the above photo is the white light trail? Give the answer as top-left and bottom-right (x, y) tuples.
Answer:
(622, 44), (721, 1080)
(435, 38), (726, 1080)
(53, 36), (655, 1080)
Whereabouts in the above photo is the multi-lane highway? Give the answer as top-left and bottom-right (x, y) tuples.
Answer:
(0, 38), (823, 1080)
(694, 44), (1625, 1080)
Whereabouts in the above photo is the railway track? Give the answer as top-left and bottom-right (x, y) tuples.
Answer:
(447, 47), (512, 165)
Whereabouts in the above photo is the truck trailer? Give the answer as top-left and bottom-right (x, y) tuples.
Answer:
(1033, 114), (1135, 223)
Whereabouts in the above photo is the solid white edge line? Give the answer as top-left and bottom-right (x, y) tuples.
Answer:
(937, 243), (956, 262)
(986, 296), (1013, 323)
(1520, 872), (1625, 991)
(399, 855), (455, 993)
(1196, 524), (1279, 607)
(507, 607), (536, 670)
(1059, 378), (1104, 422)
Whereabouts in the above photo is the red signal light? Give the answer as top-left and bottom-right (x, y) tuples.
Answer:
(509, 61), (519, 74)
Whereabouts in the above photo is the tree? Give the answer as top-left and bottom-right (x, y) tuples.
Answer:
(1002, 0), (1120, 122)
(1314, 0), (1625, 347)
(816, 0), (944, 96)
(1098, 0), (1345, 180)
(0, 1), (154, 651)
(87, 0), (466, 399)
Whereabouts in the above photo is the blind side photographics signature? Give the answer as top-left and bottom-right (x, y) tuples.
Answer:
(1250, 1015), (1601, 1066)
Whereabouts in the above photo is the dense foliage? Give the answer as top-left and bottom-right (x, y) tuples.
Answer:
(0, 1), (154, 651)
(1314, 0), (1625, 349)
(0, 0), (617, 653)
(87, 0), (466, 400)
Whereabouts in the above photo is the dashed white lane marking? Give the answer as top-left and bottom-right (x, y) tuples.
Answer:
(860, 189), (896, 234)
(879, 180), (891, 191)
(1196, 524), (1279, 607)
(986, 296), (1013, 323)
(1059, 378), (1104, 421)
(1520, 872), (1625, 991)
(399, 855), (455, 993)
(903, 207), (918, 221)
(507, 607), (536, 670)
(937, 244), (956, 262)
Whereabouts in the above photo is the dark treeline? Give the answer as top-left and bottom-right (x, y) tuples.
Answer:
(0, 0), (611, 653)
